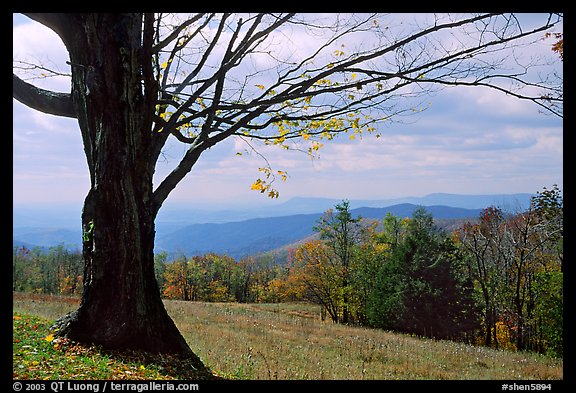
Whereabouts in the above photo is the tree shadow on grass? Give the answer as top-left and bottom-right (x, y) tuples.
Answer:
(52, 336), (226, 380)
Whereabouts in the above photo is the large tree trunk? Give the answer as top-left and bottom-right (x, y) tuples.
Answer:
(44, 13), (204, 368)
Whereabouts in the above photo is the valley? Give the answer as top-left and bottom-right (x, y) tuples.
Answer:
(13, 193), (532, 259)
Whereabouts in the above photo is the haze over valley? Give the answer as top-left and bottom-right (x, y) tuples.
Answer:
(13, 192), (533, 259)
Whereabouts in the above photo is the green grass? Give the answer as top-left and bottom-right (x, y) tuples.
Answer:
(13, 292), (563, 380)
(12, 312), (220, 380)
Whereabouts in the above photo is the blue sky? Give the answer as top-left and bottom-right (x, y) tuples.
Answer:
(13, 13), (563, 210)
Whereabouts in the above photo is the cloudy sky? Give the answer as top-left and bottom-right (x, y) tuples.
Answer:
(13, 13), (563, 211)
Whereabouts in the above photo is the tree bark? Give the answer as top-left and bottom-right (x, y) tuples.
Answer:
(12, 74), (76, 118)
(19, 13), (205, 367)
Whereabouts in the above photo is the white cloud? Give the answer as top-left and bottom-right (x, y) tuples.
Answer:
(13, 13), (563, 205)
(13, 16), (71, 93)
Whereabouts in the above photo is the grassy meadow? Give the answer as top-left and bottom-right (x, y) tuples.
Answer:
(13, 292), (562, 380)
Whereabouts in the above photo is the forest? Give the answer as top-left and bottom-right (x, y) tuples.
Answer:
(13, 186), (563, 358)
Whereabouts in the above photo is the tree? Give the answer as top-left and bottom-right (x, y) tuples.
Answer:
(457, 206), (508, 348)
(153, 251), (169, 293)
(383, 208), (478, 339)
(289, 239), (341, 322)
(545, 32), (563, 61)
(499, 187), (563, 351)
(349, 221), (386, 325)
(162, 257), (195, 301)
(531, 184), (563, 271)
(456, 186), (563, 353)
(13, 13), (562, 359)
(49, 245), (83, 295)
(313, 200), (365, 323)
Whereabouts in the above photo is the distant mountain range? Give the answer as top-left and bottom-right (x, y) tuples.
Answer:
(13, 192), (534, 258)
(13, 203), (486, 259)
(153, 204), (484, 259)
(267, 192), (533, 214)
(13, 227), (82, 251)
(155, 192), (533, 226)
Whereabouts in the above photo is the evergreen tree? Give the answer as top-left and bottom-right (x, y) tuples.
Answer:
(368, 208), (480, 339)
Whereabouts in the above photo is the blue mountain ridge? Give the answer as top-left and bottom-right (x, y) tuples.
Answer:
(153, 204), (484, 259)
(14, 192), (534, 258)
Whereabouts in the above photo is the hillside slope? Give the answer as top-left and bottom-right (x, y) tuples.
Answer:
(13, 203), (483, 258)
(13, 293), (562, 380)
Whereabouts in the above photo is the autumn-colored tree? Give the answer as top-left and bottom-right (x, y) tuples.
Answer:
(288, 239), (342, 322)
(266, 272), (304, 303)
(456, 186), (563, 354)
(162, 257), (194, 300)
(12, 245), (84, 296)
(50, 245), (83, 295)
(499, 187), (563, 351)
(247, 255), (284, 303)
(314, 200), (365, 323)
(546, 32), (563, 61)
(201, 253), (236, 301)
(13, 13), (562, 358)
(457, 206), (508, 348)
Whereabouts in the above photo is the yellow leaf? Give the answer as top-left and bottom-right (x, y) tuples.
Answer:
(160, 59), (172, 69)
(277, 170), (288, 182)
(255, 84), (265, 90)
(268, 190), (279, 198)
(45, 334), (55, 342)
(311, 141), (323, 151)
(251, 180), (265, 191)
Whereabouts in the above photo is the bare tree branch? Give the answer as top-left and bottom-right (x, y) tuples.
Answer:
(15, 12), (562, 204)
(13, 73), (76, 118)
(153, 13), (207, 54)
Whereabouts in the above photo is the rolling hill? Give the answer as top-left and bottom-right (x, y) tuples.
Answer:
(153, 203), (483, 259)
(12, 227), (82, 251)
(15, 192), (526, 258)
(13, 203), (483, 258)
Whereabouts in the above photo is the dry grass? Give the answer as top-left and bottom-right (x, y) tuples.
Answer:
(13, 293), (563, 380)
